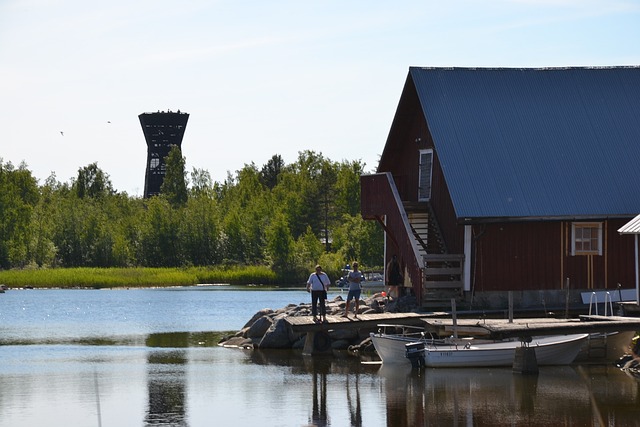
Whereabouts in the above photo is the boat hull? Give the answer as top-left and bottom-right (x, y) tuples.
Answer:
(370, 332), (589, 368)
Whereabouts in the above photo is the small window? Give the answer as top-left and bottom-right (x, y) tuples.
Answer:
(571, 222), (602, 255)
(418, 149), (433, 201)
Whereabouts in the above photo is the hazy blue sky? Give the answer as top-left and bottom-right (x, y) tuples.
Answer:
(1, 0), (639, 195)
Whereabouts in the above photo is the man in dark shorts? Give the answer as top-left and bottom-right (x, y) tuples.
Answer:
(342, 262), (363, 318)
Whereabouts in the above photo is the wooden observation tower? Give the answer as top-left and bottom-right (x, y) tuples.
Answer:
(139, 110), (189, 198)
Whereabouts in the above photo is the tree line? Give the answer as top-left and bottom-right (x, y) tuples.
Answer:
(0, 149), (383, 282)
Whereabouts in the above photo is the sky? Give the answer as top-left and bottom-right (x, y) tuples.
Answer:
(1, 0), (639, 196)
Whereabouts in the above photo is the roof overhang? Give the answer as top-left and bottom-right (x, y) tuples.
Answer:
(459, 214), (638, 226)
(618, 214), (640, 235)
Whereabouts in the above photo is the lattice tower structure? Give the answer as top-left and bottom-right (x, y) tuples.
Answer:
(139, 110), (189, 198)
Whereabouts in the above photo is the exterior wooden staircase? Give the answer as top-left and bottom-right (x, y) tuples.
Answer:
(405, 202), (464, 309)
(361, 173), (464, 309)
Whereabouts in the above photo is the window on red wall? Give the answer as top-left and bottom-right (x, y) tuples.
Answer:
(571, 222), (603, 255)
(418, 149), (433, 201)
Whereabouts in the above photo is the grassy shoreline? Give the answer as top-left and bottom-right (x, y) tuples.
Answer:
(0, 266), (293, 289)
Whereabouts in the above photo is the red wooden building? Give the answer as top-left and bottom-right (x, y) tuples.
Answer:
(362, 67), (640, 310)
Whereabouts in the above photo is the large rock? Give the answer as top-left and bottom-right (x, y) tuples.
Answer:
(243, 308), (275, 329)
(257, 314), (293, 349)
(246, 315), (273, 339)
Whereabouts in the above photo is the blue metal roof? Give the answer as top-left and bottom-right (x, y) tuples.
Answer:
(410, 66), (640, 221)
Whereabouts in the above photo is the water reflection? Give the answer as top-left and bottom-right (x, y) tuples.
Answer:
(251, 350), (376, 426)
(7, 289), (640, 426)
(307, 357), (330, 427)
(145, 334), (189, 426)
(378, 364), (640, 426)
(234, 348), (640, 426)
(346, 371), (363, 427)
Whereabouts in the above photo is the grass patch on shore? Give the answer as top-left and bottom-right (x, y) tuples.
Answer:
(0, 265), (282, 289)
(192, 265), (278, 285)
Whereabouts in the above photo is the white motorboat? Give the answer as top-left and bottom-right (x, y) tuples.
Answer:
(370, 325), (589, 368)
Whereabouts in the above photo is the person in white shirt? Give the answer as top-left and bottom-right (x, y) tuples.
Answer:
(306, 265), (331, 323)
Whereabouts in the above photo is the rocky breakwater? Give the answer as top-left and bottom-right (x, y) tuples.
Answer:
(219, 293), (418, 352)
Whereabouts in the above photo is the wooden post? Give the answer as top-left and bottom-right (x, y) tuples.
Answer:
(565, 278), (570, 318)
(508, 291), (513, 323)
(302, 331), (333, 356)
(513, 346), (539, 374)
(451, 298), (458, 339)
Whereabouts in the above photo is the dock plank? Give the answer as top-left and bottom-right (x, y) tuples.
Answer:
(285, 312), (640, 339)
(285, 312), (436, 332)
(422, 316), (640, 339)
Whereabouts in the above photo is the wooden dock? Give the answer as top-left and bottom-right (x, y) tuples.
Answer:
(284, 312), (640, 356)
(285, 312), (434, 333)
(422, 315), (640, 340)
(285, 313), (436, 355)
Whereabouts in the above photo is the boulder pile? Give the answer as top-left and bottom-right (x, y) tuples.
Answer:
(219, 293), (418, 353)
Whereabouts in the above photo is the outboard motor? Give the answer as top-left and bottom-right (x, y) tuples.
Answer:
(405, 341), (426, 368)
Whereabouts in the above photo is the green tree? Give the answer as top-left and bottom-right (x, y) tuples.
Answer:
(332, 214), (384, 268)
(0, 160), (39, 268)
(294, 226), (324, 270)
(74, 162), (113, 199)
(317, 159), (338, 252)
(260, 154), (284, 189)
(161, 145), (188, 207)
(140, 197), (184, 267)
(335, 160), (365, 217)
(265, 213), (294, 275)
(52, 194), (88, 266)
(0, 150), (381, 275)
(217, 164), (269, 264)
(182, 193), (219, 266)
(272, 151), (329, 240)
(30, 173), (59, 267)
(190, 167), (213, 196)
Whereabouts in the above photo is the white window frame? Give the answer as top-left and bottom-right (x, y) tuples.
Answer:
(418, 149), (433, 202)
(571, 222), (603, 256)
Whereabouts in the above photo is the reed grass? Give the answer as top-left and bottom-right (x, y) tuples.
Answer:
(0, 265), (284, 289)
(192, 265), (279, 285)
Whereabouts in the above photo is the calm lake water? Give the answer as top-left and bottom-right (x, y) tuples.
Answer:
(1, 287), (640, 427)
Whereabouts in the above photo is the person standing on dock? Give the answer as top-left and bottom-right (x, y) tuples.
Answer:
(306, 265), (331, 323)
(343, 261), (363, 318)
(386, 254), (402, 299)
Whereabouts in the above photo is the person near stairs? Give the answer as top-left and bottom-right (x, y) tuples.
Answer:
(386, 255), (403, 299)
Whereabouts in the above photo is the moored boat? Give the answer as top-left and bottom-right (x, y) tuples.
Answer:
(370, 325), (588, 368)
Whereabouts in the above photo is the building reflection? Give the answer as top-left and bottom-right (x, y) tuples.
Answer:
(143, 344), (640, 426)
(376, 364), (636, 426)
(144, 333), (189, 426)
